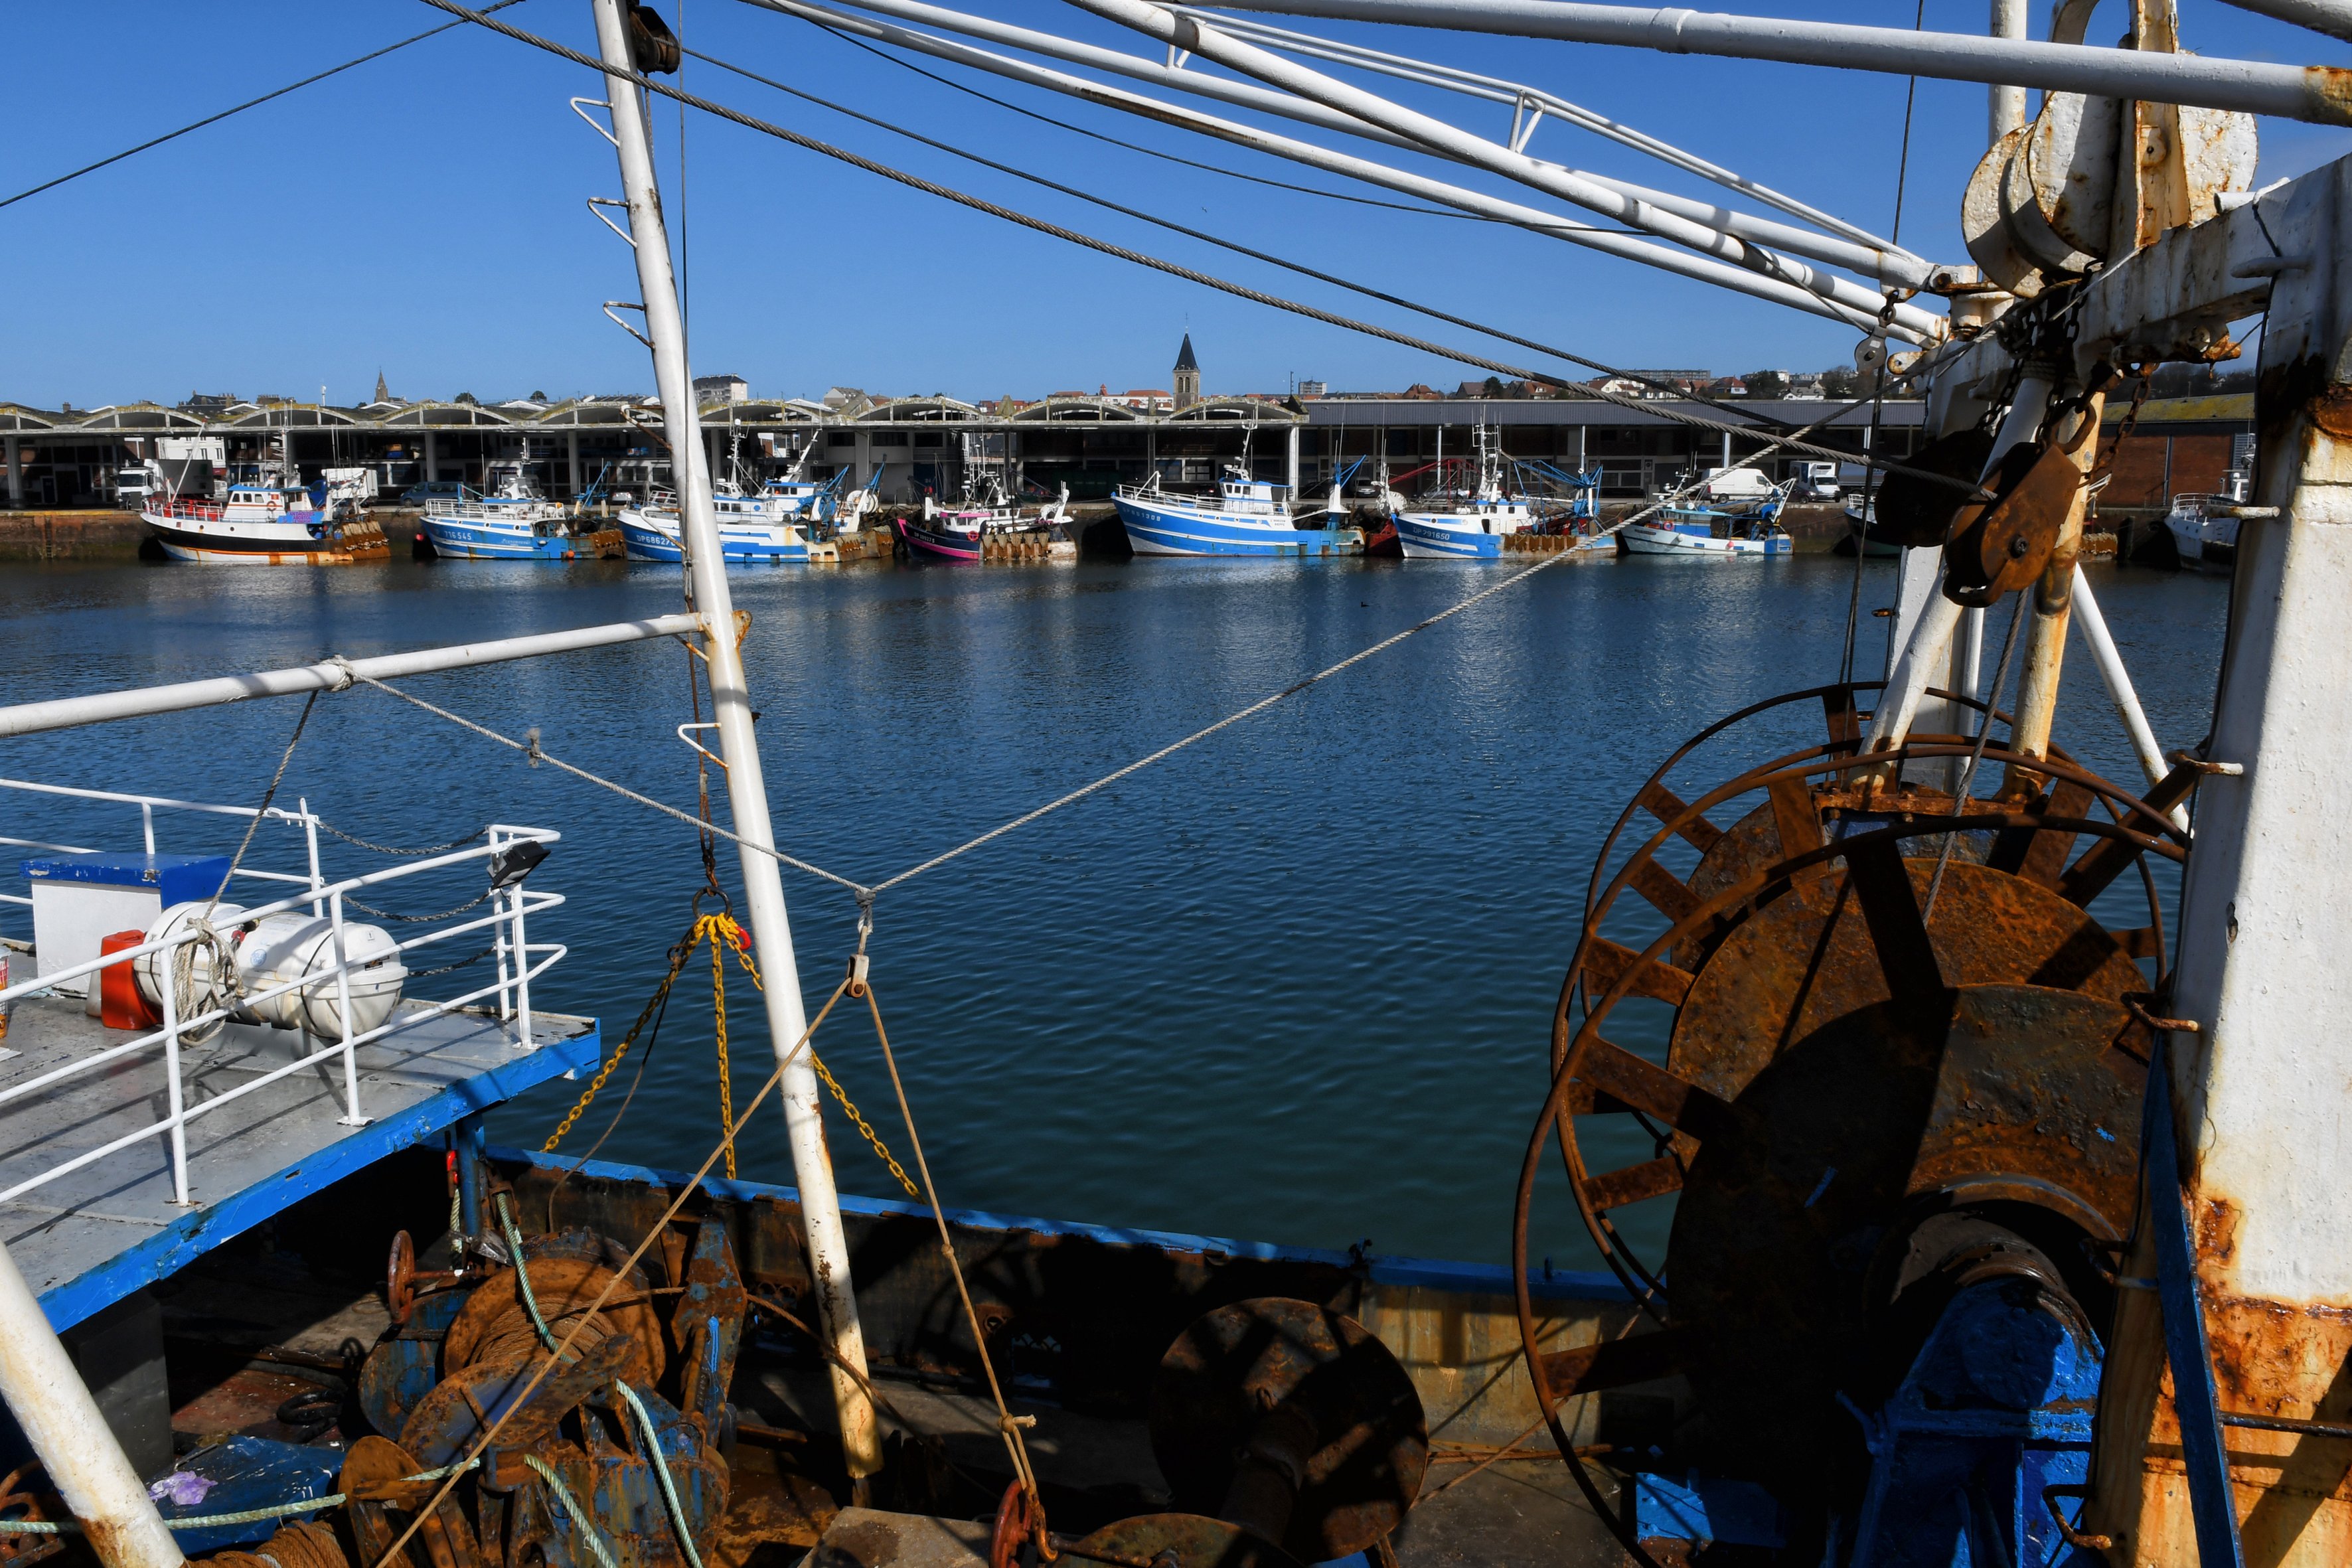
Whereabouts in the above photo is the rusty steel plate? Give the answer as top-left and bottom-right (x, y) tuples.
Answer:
(1070, 1515), (1305, 1568)
(1668, 857), (2145, 1104)
(1662, 984), (2146, 1498)
(1150, 1299), (1425, 1563)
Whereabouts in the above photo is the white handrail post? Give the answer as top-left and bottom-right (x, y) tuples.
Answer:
(587, 0), (884, 1499)
(490, 827), (514, 1021)
(300, 797), (325, 919)
(156, 945), (191, 1208)
(0, 1239), (184, 1568)
(138, 803), (154, 858)
(329, 889), (366, 1128)
(510, 878), (534, 1050)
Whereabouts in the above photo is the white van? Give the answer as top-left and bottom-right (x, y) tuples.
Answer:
(1700, 465), (1777, 501)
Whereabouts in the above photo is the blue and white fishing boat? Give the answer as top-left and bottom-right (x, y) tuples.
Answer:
(1391, 427), (1536, 559)
(1620, 487), (1794, 556)
(619, 481), (840, 564)
(420, 465), (614, 561)
(1113, 466), (1362, 556)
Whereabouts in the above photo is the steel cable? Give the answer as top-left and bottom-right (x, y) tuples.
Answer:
(416, 0), (1974, 485)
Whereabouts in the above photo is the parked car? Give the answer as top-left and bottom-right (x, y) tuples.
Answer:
(401, 480), (466, 506)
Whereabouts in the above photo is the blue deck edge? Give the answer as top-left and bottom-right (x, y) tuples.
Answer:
(489, 1144), (1629, 1305)
(39, 1021), (602, 1334)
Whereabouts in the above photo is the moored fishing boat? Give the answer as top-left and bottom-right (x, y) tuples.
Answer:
(420, 466), (621, 561)
(1619, 491), (1793, 556)
(2163, 491), (2240, 572)
(619, 482), (840, 564)
(1390, 428), (1533, 559)
(1113, 468), (1361, 556)
(894, 481), (1070, 561)
(142, 485), (390, 565)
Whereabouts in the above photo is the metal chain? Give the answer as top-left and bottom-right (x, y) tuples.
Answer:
(346, 888), (493, 923)
(711, 916), (917, 1197)
(406, 946), (497, 980)
(313, 821), (485, 857)
(542, 926), (700, 1153)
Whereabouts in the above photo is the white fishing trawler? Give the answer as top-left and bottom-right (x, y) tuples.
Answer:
(141, 484), (390, 565)
(1389, 427), (1535, 558)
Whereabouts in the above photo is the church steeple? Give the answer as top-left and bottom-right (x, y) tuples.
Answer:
(374, 369), (391, 404)
(1173, 334), (1200, 410)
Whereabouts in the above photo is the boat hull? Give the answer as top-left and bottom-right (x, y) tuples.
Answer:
(894, 516), (982, 562)
(2166, 513), (2238, 572)
(1393, 512), (1511, 559)
(143, 512), (389, 565)
(421, 517), (613, 560)
(1114, 495), (1363, 556)
(1619, 521), (1790, 556)
(619, 511), (829, 564)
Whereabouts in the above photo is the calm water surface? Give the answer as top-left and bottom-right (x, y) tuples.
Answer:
(0, 552), (2229, 1271)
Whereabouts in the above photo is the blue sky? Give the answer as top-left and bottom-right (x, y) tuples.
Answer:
(5, 1), (2346, 407)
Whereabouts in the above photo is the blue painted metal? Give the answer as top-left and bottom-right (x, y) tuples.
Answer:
(358, 1285), (471, 1441)
(1630, 1472), (1786, 1549)
(2145, 1037), (2246, 1568)
(455, 1112), (490, 1241)
(21, 852), (231, 903)
(148, 1437), (341, 1552)
(670, 1221), (745, 1430)
(36, 1023), (600, 1334)
(482, 1144), (1630, 1304)
(1840, 1276), (2102, 1566)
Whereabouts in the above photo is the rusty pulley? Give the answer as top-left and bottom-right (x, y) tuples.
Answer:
(627, 3), (681, 74)
(1870, 428), (1996, 549)
(1940, 413), (2094, 607)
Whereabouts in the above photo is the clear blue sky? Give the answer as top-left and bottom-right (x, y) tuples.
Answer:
(5, 1), (2345, 408)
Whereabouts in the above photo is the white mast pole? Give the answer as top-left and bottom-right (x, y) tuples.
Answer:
(586, 0), (884, 1495)
(0, 1243), (182, 1568)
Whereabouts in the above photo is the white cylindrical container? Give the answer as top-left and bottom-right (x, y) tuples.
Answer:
(133, 901), (250, 1019)
(232, 913), (407, 1038)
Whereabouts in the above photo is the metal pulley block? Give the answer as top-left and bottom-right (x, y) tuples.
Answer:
(1148, 1298), (1426, 1564)
(1940, 414), (2096, 607)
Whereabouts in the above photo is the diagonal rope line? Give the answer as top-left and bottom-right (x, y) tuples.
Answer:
(415, 0), (1976, 488)
(337, 664), (870, 898)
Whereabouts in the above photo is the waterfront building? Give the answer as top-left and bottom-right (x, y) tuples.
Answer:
(1173, 335), (1200, 410)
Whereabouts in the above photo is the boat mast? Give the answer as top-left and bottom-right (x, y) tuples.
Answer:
(586, 0), (884, 1494)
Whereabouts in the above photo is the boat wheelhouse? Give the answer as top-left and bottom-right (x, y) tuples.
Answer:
(1113, 469), (1362, 557)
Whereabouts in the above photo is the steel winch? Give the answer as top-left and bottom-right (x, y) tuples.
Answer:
(1518, 677), (2198, 1562)
(181, 1201), (751, 1568)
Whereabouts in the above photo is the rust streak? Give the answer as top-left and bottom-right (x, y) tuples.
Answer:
(1584, 936), (1695, 1005)
(1638, 780), (1725, 854)
(1582, 1155), (1684, 1212)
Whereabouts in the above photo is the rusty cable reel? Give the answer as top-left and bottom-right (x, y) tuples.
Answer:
(1940, 411), (2097, 607)
(1524, 687), (2194, 1521)
(1149, 1298), (1425, 1565)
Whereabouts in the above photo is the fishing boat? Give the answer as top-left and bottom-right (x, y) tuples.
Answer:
(1619, 490), (1794, 556)
(2163, 491), (2241, 572)
(25, 3), (2352, 1567)
(141, 484), (391, 565)
(1113, 468), (1362, 556)
(419, 465), (621, 561)
(1389, 428), (1534, 559)
(1838, 495), (1901, 557)
(619, 481), (840, 564)
(894, 479), (1069, 562)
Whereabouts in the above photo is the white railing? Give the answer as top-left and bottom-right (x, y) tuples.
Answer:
(0, 780), (566, 1210)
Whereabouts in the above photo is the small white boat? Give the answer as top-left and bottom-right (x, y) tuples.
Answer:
(1620, 495), (1793, 557)
(2163, 492), (2241, 573)
(619, 483), (839, 564)
(142, 484), (390, 564)
(1114, 467), (1362, 556)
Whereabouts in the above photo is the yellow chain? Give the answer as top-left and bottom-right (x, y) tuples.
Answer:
(714, 915), (918, 1198)
(709, 916), (736, 1179)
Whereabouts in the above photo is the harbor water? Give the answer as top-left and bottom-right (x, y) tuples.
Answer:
(0, 555), (2226, 1271)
